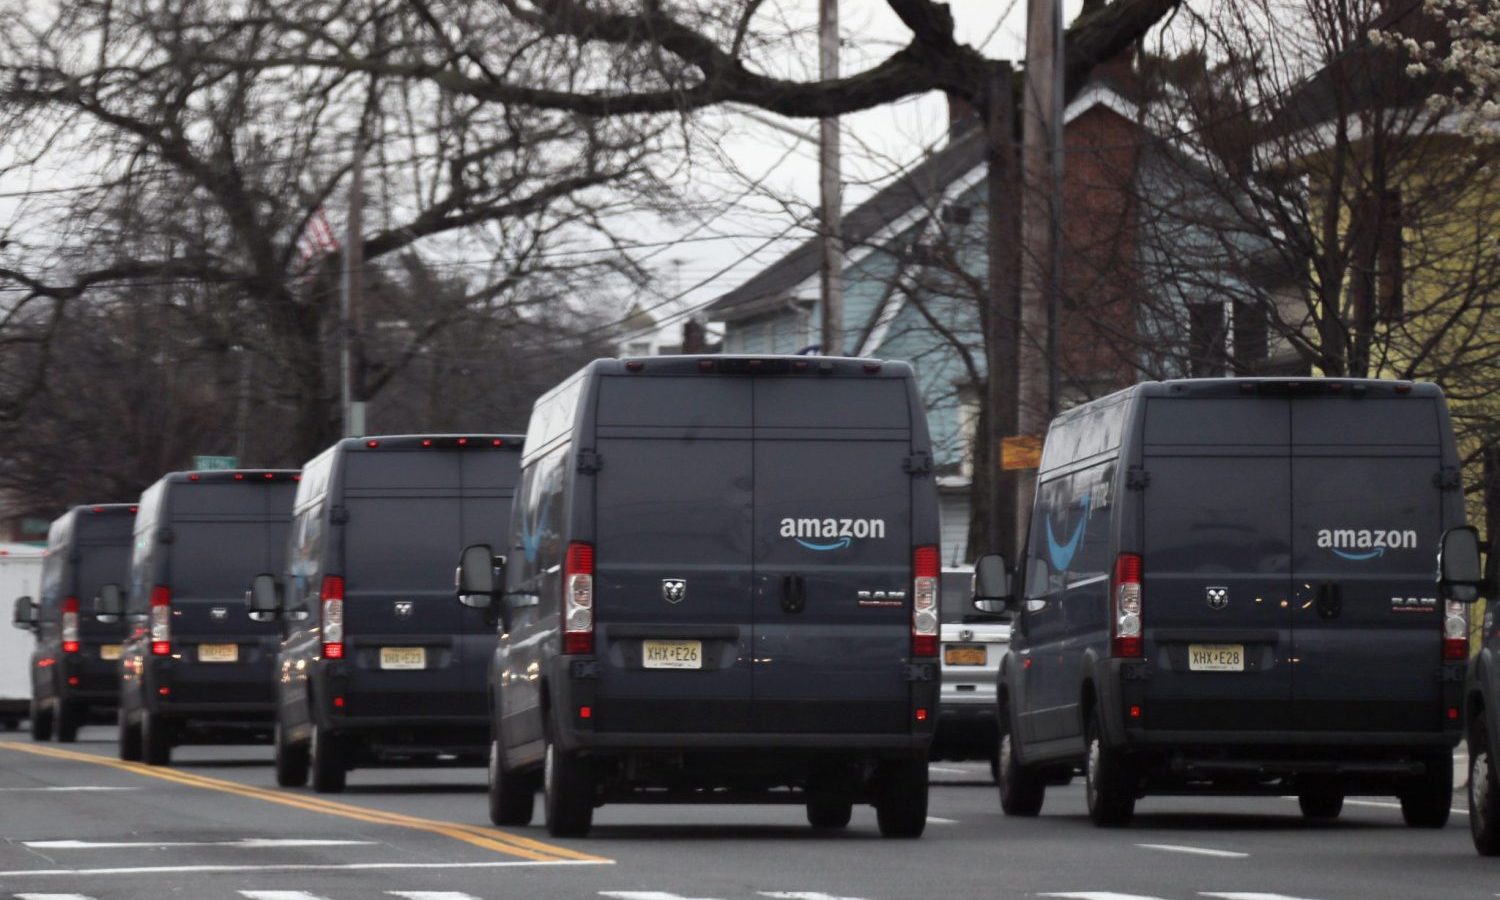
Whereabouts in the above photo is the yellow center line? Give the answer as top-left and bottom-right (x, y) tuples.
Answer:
(0, 741), (608, 864)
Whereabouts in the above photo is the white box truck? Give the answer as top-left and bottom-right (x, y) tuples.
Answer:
(1, 543), (45, 730)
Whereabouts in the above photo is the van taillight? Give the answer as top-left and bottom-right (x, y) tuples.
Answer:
(150, 585), (172, 656)
(321, 576), (345, 660)
(1443, 600), (1468, 661)
(1112, 553), (1143, 658)
(563, 542), (594, 654)
(912, 545), (939, 657)
(61, 597), (80, 653)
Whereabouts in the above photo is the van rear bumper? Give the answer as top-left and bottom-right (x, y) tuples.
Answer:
(560, 730), (931, 754)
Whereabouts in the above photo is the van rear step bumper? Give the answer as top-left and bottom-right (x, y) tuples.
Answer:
(565, 731), (931, 753)
(1170, 757), (1425, 779)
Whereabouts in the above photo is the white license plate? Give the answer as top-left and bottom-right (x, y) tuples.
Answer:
(99, 644), (122, 661)
(642, 639), (702, 670)
(380, 647), (427, 670)
(198, 643), (239, 663)
(1188, 643), (1244, 672)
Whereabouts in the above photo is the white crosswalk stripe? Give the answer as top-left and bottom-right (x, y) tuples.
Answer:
(15, 894), (99, 900)
(239, 892), (329, 900)
(760, 892), (871, 900)
(1039, 893), (1175, 900)
(387, 893), (485, 900)
(1201, 894), (1324, 900)
(1137, 844), (1250, 859)
(601, 893), (720, 900)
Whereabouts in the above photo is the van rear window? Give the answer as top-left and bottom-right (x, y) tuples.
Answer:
(345, 497), (507, 592)
(172, 521), (290, 598)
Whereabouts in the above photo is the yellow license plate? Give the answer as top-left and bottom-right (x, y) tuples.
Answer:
(99, 644), (123, 661)
(642, 639), (702, 670)
(198, 643), (239, 663)
(944, 645), (987, 666)
(380, 647), (427, 670)
(1188, 643), (1244, 672)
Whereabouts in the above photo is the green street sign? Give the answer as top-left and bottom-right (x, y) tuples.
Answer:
(193, 455), (239, 471)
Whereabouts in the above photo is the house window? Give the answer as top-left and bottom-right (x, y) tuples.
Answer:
(1232, 300), (1268, 374)
(1188, 301), (1228, 377)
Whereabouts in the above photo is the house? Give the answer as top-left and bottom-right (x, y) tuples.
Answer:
(705, 61), (1276, 564)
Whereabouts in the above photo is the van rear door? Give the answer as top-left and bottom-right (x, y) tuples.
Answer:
(1288, 397), (1447, 732)
(1141, 397), (1294, 733)
(751, 378), (914, 735)
(592, 377), (755, 733)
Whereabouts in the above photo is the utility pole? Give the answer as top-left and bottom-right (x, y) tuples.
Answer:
(982, 63), (1022, 562)
(1016, 0), (1064, 544)
(342, 141), (366, 438)
(818, 0), (843, 356)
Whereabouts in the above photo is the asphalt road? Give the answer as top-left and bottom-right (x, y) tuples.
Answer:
(0, 727), (1493, 900)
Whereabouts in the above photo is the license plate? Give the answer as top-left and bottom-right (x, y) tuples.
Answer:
(99, 644), (122, 661)
(1188, 643), (1244, 672)
(380, 647), (427, 670)
(198, 643), (239, 663)
(944, 644), (987, 666)
(642, 639), (702, 670)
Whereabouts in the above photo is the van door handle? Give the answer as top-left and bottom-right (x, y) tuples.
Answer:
(781, 574), (806, 614)
(1316, 583), (1343, 620)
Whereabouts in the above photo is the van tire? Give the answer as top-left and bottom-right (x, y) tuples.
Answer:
(275, 720), (310, 788)
(310, 724), (347, 793)
(1471, 714), (1499, 856)
(29, 697), (52, 742)
(806, 794), (854, 829)
(489, 737), (536, 827)
(141, 711), (171, 766)
(1085, 708), (1135, 827)
(1296, 780), (1344, 820)
(997, 714), (1045, 816)
(543, 737), (594, 837)
(875, 757), (928, 838)
(1399, 750), (1452, 828)
(55, 702), (82, 743)
(118, 708), (142, 762)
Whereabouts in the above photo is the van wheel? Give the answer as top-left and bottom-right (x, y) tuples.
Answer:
(275, 720), (310, 788)
(806, 793), (854, 829)
(29, 696), (53, 742)
(1399, 750), (1452, 828)
(997, 715), (1045, 816)
(310, 724), (346, 793)
(875, 757), (928, 838)
(1471, 714), (1499, 855)
(543, 737), (594, 837)
(55, 702), (82, 743)
(489, 737), (536, 827)
(141, 711), (171, 766)
(118, 708), (142, 762)
(1085, 707), (1135, 827)
(1297, 779), (1344, 820)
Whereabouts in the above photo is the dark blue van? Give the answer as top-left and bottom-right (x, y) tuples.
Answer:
(457, 356), (943, 838)
(980, 378), (1469, 827)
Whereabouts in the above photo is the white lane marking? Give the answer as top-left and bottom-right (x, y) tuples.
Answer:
(0, 787), (138, 792)
(1343, 799), (1467, 816)
(27, 839), (374, 850)
(601, 894), (718, 900)
(1136, 843), (1249, 859)
(760, 893), (870, 900)
(925, 816), (958, 824)
(1039, 893), (1175, 900)
(1202, 893), (1325, 900)
(240, 893), (327, 900)
(15, 894), (99, 899)
(928, 766), (969, 774)
(0, 860), (611, 878)
(387, 893), (484, 900)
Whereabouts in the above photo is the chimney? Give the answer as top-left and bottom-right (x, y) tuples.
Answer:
(946, 92), (980, 142)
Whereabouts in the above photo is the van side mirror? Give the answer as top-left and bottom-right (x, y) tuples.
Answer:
(245, 574), (283, 619)
(1437, 526), (1486, 604)
(12, 596), (36, 631)
(972, 553), (1014, 614)
(95, 584), (124, 623)
(456, 544), (498, 609)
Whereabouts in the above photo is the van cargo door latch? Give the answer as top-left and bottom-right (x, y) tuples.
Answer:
(903, 452), (933, 474)
(577, 450), (603, 473)
(1433, 468), (1461, 490)
(904, 663), (936, 682)
(569, 659), (600, 679)
(1127, 467), (1151, 490)
(781, 574), (806, 614)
